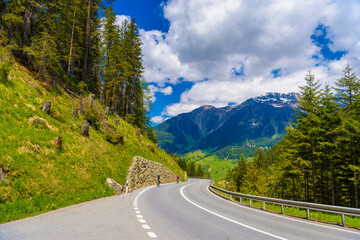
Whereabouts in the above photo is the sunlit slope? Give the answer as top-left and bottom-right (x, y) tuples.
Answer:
(0, 47), (183, 223)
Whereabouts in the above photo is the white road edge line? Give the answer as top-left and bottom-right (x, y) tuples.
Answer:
(207, 184), (360, 235)
(180, 181), (288, 240)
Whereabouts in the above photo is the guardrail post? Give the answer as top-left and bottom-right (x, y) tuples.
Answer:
(250, 199), (252, 206)
(341, 214), (345, 227)
(306, 209), (310, 219)
(281, 205), (284, 214)
(230, 195), (233, 201)
(263, 201), (265, 210)
(240, 197), (242, 203)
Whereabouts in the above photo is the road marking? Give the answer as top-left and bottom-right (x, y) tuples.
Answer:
(181, 182), (288, 240)
(147, 232), (157, 238)
(134, 186), (158, 239)
(207, 186), (360, 235)
(142, 224), (151, 229)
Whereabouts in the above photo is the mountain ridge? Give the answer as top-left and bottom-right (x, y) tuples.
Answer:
(154, 92), (298, 154)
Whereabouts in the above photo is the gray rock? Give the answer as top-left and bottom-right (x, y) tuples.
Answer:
(80, 100), (86, 115)
(104, 107), (110, 116)
(106, 178), (123, 195)
(41, 100), (51, 114)
(0, 165), (7, 183)
(72, 107), (79, 118)
(82, 121), (90, 136)
(88, 94), (96, 107)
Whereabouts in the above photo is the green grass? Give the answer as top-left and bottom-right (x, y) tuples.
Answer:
(184, 151), (235, 180)
(0, 46), (184, 223)
(213, 189), (360, 229)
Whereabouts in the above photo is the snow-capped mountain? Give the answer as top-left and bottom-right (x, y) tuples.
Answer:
(154, 92), (298, 154)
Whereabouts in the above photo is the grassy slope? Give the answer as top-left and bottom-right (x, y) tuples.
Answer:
(184, 150), (236, 180)
(0, 47), (183, 223)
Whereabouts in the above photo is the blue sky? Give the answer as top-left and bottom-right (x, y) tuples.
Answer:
(112, 0), (360, 125)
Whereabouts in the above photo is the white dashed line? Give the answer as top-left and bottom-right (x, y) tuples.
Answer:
(147, 232), (157, 238)
(133, 186), (158, 238)
(142, 224), (151, 229)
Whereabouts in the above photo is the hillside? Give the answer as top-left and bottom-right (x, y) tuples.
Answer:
(154, 92), (297, 155)
(0, 47), (184, 223)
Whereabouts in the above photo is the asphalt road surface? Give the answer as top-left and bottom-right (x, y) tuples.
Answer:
(1, 179), (360, 239)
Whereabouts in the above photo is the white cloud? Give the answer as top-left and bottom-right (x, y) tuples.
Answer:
(161, 86), (173, 95)
(115, 15), (130, 26)
(150, 115), (166, 124)
(149, 85), (173, 97)
(164, 103), (204, 117)
(134, 0), (360, 119)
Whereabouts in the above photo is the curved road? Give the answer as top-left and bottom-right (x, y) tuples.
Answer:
(1, 179), (360, 239)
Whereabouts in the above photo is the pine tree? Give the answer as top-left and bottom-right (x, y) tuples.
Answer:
(24, 1), (63, 85)
(188, 161), (196, 176)
(197, 164), (204, 177)
(225, 155), (248, 192)
(335, 63), (359, 109)
(292, 70), (322, 202)
(335, 63), (360, 207)
(318, 84), (341, 205)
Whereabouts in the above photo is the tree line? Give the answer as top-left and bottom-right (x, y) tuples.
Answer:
(226, 63), (360, 208)
(170, 153), (206, 177)
(0, 0), (155, 141)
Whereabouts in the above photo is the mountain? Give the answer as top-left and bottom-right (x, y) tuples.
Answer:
(154, 92), (298, 154)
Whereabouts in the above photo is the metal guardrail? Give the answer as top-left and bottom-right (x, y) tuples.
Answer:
(208, 180), (360, 227)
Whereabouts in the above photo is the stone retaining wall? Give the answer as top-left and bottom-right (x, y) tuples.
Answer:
(126, 156), (176, 192)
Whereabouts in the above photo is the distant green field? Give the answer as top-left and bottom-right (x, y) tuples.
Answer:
(184, 150), (236, 180)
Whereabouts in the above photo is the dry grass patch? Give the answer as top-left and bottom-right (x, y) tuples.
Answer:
(17, 140), (40, 154)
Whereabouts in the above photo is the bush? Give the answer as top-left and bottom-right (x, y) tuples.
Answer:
(0, 60), (12, 81)
(84, 109), (100, 130)
(105, 131), (124, 144)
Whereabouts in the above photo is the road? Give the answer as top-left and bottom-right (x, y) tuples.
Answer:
(1, 179), (360, 239)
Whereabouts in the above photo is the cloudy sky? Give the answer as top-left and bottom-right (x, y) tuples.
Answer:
(113, 0), (360, 125)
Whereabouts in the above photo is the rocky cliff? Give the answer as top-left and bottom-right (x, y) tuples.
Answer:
(126, 156), (177, 192)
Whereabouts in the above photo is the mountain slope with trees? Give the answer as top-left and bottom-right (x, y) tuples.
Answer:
(0, 0), (155, 141)
(225, 65), (360, 208)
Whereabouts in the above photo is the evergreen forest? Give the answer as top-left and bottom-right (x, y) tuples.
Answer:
(226, 64), (360, 208)
(0, 0), (156, 141)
